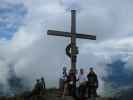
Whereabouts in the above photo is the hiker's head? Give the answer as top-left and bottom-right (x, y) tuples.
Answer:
(41, 77), (44, 81)
(90, 67), (94, 73)
(36, 79), (40, 83)
(63, 67), (67, 72)
(80, 68), (84, 74)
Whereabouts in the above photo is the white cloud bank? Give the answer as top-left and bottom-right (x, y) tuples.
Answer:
(0, 0), (133, 95)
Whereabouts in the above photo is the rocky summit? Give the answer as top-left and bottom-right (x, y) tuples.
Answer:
(0, 88), (113, 100)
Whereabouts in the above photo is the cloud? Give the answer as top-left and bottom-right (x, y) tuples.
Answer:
(0, 0), (132, 96)
(0, 0), (27, 40)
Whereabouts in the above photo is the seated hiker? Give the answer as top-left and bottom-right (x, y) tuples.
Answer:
(59, 67), (68, 93)
(62, 80), (69, 98)
(32, 79), (42, 95)
(87, 67), (98, 98)
(67, 69), (77, 98)
(78, 68), (87, 100)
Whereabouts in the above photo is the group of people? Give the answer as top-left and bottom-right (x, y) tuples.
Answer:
(59, 67), (98, 99)
(33, 77), (46, 95)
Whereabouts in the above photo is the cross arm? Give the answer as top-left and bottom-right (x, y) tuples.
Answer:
(47, 30), (96, 40)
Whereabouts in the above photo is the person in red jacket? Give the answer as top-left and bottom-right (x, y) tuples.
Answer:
(67, 69), (77, 98)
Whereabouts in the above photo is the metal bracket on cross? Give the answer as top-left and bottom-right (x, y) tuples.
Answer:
(66, 44), (79, 58)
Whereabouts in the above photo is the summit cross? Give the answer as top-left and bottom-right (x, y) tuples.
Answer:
(47, 10), (96, 73)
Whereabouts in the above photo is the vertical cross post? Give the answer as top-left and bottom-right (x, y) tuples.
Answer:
(71, 10), (77, 72)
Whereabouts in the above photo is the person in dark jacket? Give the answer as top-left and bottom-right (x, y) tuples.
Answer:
(41, 77), (46, 94)
(87, 67), (98, 98)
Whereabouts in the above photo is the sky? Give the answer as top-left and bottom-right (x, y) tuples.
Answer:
(0, 0), (132, 96)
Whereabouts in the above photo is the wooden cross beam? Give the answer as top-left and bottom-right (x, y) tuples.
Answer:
(47, 10), (96, 72)
(47, 30), (96, 40)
